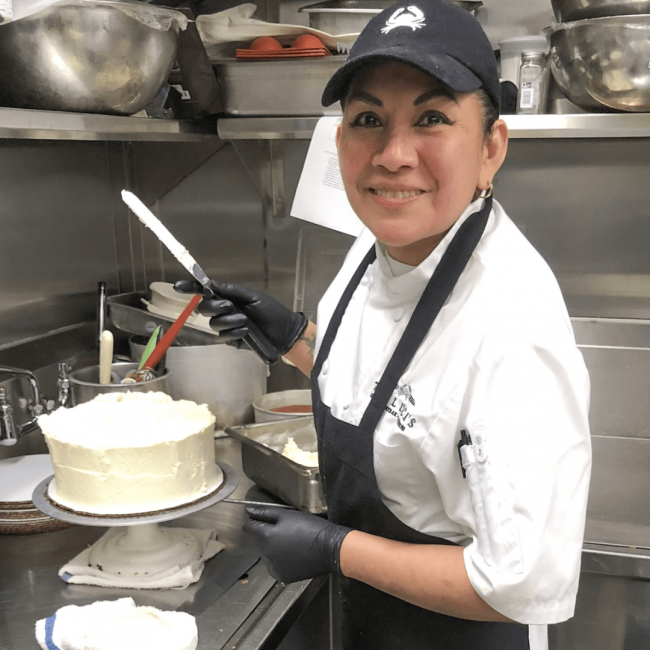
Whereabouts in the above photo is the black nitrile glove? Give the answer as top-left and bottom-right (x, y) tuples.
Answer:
(174, 280), (308, 356)
(243, 506), (352, 584)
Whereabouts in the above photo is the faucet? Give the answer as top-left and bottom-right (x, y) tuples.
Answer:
(56, 362), (71, 410)
(0, 362), (71, 446)
(0, 387), (17, 445)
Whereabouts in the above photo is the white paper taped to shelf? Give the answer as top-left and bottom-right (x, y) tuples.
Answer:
(290, 116), (364, 238)
(0, 0), (11, 22)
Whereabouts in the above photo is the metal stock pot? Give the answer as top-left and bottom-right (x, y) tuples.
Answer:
(130, 337), (268, 430)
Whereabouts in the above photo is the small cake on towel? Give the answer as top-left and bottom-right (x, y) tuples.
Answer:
(39, 392), (221, 515)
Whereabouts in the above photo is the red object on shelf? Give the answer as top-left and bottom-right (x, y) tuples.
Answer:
(291, 34), (326, 49)
(236, 47), (332, 59)
(250, 36), (283, 51)
(236, 34), (332, 59)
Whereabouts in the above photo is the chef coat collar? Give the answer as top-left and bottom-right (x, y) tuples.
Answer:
(375, 197), (487, 295)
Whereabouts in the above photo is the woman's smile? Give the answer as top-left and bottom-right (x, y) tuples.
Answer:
(369, 187), (427, 199)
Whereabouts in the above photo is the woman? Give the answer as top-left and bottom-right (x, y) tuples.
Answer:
(177, 1), (591, 648)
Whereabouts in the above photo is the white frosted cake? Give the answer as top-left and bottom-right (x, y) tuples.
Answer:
(38, 391), (222, 515)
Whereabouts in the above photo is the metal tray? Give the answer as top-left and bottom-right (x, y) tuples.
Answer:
(299, 0), (482, 12)
(213, 58), (346, 117)
(299, 0), (482, 33)
(226, 417), (326, 514)
(108, 290), (220, 346)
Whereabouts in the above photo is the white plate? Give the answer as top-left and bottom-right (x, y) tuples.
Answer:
(0, 454), (53, 503)
(141, 298), (214, 333)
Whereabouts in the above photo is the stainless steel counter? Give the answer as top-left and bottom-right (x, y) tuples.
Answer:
(0, 435), (327, 650)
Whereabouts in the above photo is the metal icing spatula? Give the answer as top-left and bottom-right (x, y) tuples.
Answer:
(121, 190), (278, 365)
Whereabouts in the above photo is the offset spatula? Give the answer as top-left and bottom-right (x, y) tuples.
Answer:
(121, 190), (278, 365)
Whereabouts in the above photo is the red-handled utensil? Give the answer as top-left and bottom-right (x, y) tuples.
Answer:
(134, 294), (201, 382)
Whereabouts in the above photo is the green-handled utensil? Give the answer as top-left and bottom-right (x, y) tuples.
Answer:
(138, 326), (162, 371)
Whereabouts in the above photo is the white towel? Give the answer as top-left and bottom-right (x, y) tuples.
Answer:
(195, 3), (358, 55)
(59, 527), (225, 590)
(35, 597), (198, 650)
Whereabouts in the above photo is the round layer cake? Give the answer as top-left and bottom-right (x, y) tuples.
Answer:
(38, 391), (222, 515)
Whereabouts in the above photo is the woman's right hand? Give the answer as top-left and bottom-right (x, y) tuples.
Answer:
(174, 279), (308, 359)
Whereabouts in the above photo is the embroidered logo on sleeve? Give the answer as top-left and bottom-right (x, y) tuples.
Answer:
(381, 6), (426, 34)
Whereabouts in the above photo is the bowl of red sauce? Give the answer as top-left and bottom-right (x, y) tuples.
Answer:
(253, 389), (313, 423)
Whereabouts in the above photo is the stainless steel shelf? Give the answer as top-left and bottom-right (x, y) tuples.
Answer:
(218, 116), (331, 140)
(217, 113), (650, 140)
(5, 107), (650, 142)
(505, 113), (650, 139)
(0, 107), (219, 141)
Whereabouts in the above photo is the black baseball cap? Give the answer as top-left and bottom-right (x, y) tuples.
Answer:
(321, 0), (500, 111)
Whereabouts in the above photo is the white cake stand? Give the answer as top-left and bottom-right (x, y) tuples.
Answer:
(32, 461), (238, 578)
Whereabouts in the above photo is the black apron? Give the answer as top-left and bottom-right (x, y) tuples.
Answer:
(311, 198), (530, 650)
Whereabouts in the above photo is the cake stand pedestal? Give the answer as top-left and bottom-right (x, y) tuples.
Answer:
(32, 461), (238, 578)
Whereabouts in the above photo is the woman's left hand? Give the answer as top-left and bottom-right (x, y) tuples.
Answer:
(244, 506), (351, 583)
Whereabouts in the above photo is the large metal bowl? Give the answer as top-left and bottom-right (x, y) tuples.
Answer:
(547, 15), (650, 112)
(551, 0), (650, 22)
(0, 0), (186, 115)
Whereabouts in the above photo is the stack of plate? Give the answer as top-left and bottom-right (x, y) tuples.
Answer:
(141, 282), (213, 333)
(0, 455), (73, 535)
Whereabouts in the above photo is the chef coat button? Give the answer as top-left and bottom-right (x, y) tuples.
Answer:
(474, 435), (488, 463)
(342, 403), (350, 410)
(322, 361), (329, 376)
(393, 308), (404, 321)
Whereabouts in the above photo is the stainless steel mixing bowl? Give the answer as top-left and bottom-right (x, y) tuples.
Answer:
(551, 0), (650, 22)
(0, 0), (186, 115)
(547, 15), (650, 112)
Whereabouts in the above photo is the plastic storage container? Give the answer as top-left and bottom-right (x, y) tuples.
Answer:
(499, 34), (548, 85)
(517, 50), (550, 114)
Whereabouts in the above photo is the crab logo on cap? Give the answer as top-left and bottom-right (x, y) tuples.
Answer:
(381, 6), (426, 34)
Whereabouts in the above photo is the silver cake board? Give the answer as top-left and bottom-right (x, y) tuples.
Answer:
(32, 461), (238, 526)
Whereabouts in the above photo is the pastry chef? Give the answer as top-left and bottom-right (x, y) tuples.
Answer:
(176, 1), (592, 648)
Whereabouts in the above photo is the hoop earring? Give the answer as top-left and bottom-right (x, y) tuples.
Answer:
(478, 183), (493, 199)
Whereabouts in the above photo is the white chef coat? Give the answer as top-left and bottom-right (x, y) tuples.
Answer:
(315, 198), (591, 646)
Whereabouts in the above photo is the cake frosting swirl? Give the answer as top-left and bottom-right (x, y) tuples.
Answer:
(39, 391), (222, 515)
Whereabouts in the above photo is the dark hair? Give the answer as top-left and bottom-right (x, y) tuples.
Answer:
(474, 88), (500, 141)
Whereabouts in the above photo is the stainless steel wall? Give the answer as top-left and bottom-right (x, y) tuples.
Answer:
(0, 139), (224, 352)
(496, 138), (650, 319)
(0, 141), (118, 349)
